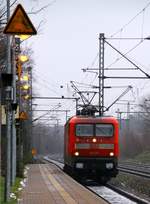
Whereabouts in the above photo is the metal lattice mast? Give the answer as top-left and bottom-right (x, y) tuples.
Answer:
(99, 33), (105, 116)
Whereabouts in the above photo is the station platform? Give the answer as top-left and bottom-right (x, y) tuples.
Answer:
(18, 163), (108, 204)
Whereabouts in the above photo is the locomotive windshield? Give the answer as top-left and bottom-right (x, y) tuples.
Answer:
(76, 123), (114, 137)
(96, 124), (113, 137)
(76, 124), (93, 136)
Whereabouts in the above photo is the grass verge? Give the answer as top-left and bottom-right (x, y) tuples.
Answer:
(110, 151), (150, 202)
(110, 172), (150, 201)
(126, 151), (150, 164)
(0, 176), (22, 204)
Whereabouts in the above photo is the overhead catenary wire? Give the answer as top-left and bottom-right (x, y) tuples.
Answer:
(104, 1), (150, 77)
(81, 2), (149, 86)
(33, 70), (76, 106)
(110, 1), (150, 37)
(34, 69), (61, 89)
(33, 77), (60, 95)
(81, 52), (100, 84)
(32, 73), (76, 120)
(105, 39), (150, 78)
(33, 72), (63, 95)
(83, 38), (148, 89)
(141, 8), (145, 39)
(88, 1), (150, 85)
(33, 1), (150, 118)
(105, 39), (145, 69)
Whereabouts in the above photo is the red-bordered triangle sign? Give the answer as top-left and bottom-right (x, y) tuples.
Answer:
(19, 111), (28, 120)
(3, 4), (37, 35)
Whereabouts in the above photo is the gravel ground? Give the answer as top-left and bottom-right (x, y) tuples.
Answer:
(109, 172), (150, 202)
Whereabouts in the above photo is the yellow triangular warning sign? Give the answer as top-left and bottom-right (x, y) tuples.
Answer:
(31, 148), (37, 156)
(19, 111), (28, 120)
(3, 4), (37, 35)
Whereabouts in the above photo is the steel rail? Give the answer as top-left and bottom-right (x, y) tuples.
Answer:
(119, 161), (150, 168)
(119, 162), (150, 171)
(106, 183), (149, 204)
(118, 166), (150, 179)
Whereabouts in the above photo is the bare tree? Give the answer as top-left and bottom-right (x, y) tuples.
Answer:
(0, 31), (7, 72)
(119, 96), (150, 159)
(32, 123), (64, 157)
(139, 96), (150, 150)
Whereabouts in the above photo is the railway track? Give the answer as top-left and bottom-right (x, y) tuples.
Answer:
(119, 161), (150, 173)
(118, 165), (150, 179)
(119, 161), (150, 168)
(105, 183), (149, 204)
(43, 156), (149, 204)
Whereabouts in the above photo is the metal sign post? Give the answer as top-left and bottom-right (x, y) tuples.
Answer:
(3, 3), (37, 201)
(4, 0), (11, 201)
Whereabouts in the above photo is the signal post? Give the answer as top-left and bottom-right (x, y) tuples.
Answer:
(3, 3), (37, 201)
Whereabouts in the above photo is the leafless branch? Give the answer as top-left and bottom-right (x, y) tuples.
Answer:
(36, 19), (46, 34)
(10, 0), (18, 7)
(0, 0), (18, 19)
(0, 6), (6, 19)
(28, 0), (56, 15)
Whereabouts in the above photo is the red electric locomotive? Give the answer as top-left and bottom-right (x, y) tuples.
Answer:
(64, 115), (119, 182)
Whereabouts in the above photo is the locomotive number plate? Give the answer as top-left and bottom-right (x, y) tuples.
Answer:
(90, 143), (99, 149)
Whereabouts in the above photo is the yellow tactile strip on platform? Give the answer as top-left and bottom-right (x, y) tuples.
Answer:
(40, 163), (108, 204)
(19, 164), (65, 204)
(40, 164), (77, 204)
(19, 164), (108, 204)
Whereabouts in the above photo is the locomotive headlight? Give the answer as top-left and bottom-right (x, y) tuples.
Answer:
(106, 163), (113, 169)
(92, 138), (97, 143)
(76, 163), (84, 169)
(110, 152), (114, 156)
(74, 151), (79, 156)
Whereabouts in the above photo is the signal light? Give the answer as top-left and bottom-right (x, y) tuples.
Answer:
(18, 55), (29, 62)
(20, 75), (29, 81)
(22, 84), (30, 90)
(24, 95), (30, 100)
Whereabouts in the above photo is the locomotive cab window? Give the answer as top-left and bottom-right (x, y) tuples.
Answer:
(96, 124), (113, 137)
(76, 124), (93, 136)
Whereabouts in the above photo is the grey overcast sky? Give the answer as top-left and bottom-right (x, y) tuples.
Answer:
(16, 0), (150, 123)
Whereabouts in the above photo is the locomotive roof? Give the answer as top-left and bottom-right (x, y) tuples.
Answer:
(66, 115), (118, 125)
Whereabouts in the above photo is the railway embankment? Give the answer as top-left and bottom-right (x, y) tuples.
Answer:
(109, 151), (150, 202)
